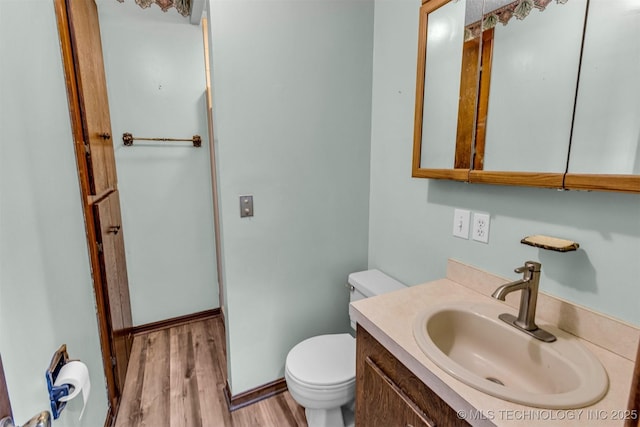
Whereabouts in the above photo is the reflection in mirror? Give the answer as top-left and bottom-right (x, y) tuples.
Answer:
(478, 0), (587, 173)
(569, 0), (640, 175)
(420, 0), (466, 169)
(415, 0), (482, 175)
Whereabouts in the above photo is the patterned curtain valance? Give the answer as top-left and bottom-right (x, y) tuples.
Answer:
(465, 0), (568, 41)
(116, 0), (191, 17)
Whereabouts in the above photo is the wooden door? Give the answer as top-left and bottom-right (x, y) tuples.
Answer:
(66, 0), (117, 195)
(95, 191), (133, 393)
(55, 0), (133, 416)
(0, 355), (12, 422)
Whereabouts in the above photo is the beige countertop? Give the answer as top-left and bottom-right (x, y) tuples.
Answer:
(349, 261), (639, 427)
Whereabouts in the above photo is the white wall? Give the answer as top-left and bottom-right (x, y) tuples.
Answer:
(369, 0), (640, 326)
(97, 1), (218, 326)
(0, 1), (108, 425)
(207, 0), (374, 394)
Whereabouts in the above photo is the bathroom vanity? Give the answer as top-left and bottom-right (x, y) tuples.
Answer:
(350, 260), (639, 427)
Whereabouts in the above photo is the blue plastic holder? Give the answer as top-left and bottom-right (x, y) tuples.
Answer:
(46, 345), (71, 420)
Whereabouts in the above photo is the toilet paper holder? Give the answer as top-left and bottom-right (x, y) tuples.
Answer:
(45, 345), (71, 419)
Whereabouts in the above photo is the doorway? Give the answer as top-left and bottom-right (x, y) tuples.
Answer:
(55, 0), (223, 419)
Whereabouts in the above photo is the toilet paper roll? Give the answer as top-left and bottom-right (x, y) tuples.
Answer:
(53, 361), (91, 420)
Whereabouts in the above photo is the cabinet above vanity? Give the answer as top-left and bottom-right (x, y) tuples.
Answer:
(412, 0), (640, 193)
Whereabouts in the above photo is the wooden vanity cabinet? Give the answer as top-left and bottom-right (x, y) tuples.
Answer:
(356, 325), (469, 427)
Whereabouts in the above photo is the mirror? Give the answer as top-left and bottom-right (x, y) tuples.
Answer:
(413, 0), (639, 192)
(478, 0), (587, 173)
(419, 0), (467, 169)
(412, 0), (482, 180)
(568, 0), (640, 176)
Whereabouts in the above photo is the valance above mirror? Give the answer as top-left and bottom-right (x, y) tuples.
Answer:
(116, 0), (191, 17)
(465, 0), (569, 41)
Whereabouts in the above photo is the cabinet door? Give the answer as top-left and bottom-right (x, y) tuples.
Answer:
(356, 326), (469, 427)
(362, 357), (434, 427)
(95, 191), (133, 393)
(412, 0), (476, 181)
(66, 0), (117, 195)
(564, 0), (640, 193)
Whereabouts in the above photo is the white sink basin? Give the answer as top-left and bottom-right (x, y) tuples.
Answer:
(413, 301), (608, 409)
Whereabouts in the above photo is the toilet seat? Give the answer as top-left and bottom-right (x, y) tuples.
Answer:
(285, 333), (356, 387)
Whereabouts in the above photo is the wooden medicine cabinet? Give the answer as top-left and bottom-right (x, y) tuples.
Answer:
(412, 0), (640, 193)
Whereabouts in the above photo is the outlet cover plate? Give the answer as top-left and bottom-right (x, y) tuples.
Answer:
(472, 212), (490, 243)
(240, 195), (254, 218)
(452, 209), (470, 239)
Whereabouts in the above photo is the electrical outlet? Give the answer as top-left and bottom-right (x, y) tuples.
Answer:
(472, 212), (490, 243)
(452, 209), (470, 239)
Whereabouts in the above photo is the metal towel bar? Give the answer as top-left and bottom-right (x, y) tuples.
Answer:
(122, 132), (201, 147)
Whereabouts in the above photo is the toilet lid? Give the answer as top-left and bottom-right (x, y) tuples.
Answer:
(286, 334), (355, 387)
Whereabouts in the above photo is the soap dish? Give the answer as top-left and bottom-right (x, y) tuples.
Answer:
(521, 235), (579, 252)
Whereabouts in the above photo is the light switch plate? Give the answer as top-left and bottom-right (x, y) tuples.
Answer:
(240, 195), (253, 218)
(452, 209), (470, 239)
(472, 212), (490, 243)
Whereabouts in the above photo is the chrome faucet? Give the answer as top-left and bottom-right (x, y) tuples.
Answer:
(0, 412), (51, 427)
(491, 261), (556, 342)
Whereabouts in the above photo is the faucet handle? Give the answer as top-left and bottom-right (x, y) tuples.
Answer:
(514, 261), (541, 274)
(514, 265), (527, 274)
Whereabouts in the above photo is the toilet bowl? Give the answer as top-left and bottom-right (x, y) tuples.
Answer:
(285, 334), (356, 427)
(284, 270), (405, 427)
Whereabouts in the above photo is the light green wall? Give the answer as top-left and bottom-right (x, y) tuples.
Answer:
(96, 0), (218, 326)
(368, 0), (640, 326)
(0, 1), (108, 425)
(207, 0), (374, 393)
(2, 3), (636, 425)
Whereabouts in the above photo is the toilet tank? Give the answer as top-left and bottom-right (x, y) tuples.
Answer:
(348, 269), (405, 330)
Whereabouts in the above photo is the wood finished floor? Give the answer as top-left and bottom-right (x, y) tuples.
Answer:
(114, 316), (308, 427)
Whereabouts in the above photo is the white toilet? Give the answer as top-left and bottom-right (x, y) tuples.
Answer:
(284, 269), (405, 427)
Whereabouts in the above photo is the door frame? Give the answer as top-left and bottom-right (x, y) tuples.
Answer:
(53, 0), (120, 419)
(0, 355), (11, 422)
